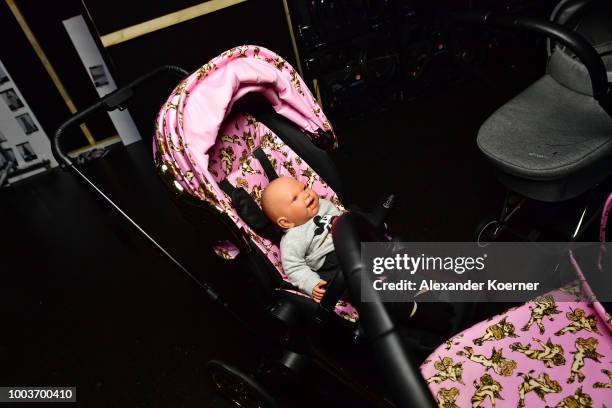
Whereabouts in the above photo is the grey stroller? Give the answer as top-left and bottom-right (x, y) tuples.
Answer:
(472, 0), (612, 242)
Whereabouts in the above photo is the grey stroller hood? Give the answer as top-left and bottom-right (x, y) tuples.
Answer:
(477, 1), (612, 201)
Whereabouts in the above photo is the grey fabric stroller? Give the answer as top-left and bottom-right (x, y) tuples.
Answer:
(473, 0), (612, 242)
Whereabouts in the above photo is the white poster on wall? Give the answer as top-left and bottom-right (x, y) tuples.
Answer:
(0, 59), (58, 183)
(63, 15), (142, 146)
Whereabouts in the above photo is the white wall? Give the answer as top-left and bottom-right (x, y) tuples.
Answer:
(63, 15), (142, 146)
(0, 59), (58, 183)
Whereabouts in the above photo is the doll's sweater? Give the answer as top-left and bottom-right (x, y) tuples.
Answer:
(280, 199), (341, 296)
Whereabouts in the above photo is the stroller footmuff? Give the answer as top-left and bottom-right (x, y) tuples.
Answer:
(423, 205), (612, 407)
(331, 198), (612, 407)
(422, 286), (612, 407)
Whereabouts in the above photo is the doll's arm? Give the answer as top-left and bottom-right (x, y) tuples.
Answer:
(311, 280), (327, 303)
(281, 241), (322, 297)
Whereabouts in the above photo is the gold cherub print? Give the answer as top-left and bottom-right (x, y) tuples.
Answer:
(219, 147), (235, 175)
(517, 370), (562, 408)
(457, 346), (517, 377)
(260, 132), (287, 156)
(553, 387), (593, 408)
(436, 387), (460, 408)
(239, 150), (259, 175)
(568, 337), (603, 384)
(510, 337), (566, 368)
(471, 374), (503, 408)
(426, 357), (465, 385)
(473, 317), (518, 346)
(555, 308), (601, 337)
(242, 130), (255, 152)
(521, 295), (561, 335)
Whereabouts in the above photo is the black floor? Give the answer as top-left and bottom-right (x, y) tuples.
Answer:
(1, 59), (601, 406)
(1, 144), (257, 406)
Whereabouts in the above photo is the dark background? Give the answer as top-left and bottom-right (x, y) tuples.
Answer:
(0, 0), (120, 151)
(0, 0), (296, 151)
(2, 0), (601, 406)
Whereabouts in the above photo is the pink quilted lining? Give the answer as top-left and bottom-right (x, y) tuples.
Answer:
(421, 284), (612, 407)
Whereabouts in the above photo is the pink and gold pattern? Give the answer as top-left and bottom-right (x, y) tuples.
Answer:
(153, 46), (355, 321)
(421, 287), (612, 407)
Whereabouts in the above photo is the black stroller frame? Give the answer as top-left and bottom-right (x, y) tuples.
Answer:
(52, 65), (426, 407)
(477, 186), (606, 245)
(51, 4), (611, 408)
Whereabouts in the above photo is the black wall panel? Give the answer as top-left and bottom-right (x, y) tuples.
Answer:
(85, 0), (216, 35)
(82, 0), (296, 148)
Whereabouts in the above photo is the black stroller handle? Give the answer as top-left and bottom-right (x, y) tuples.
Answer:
(51, 65), (189, 167)
(332, 212), (436, 408)
(454, 10), (612, 115)
(49, 64), (265, 342)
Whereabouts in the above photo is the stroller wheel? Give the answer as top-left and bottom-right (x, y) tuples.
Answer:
(475, 216), (501, 247)
(207, 360), (277, 408)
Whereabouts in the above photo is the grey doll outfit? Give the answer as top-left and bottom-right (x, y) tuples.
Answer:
(280, 199), (342, 296)
(279, 199), (450, 334)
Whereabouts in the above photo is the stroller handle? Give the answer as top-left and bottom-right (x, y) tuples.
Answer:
(52, 65), (189, 167)
(454, 10), (612, 116)
(332, 212), (436, 408)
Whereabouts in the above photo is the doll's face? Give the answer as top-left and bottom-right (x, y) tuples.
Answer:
(262, 177), (319, 229)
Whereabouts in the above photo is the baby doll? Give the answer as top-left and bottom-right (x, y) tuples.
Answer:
(261, 176), (341, 302)
(261, 177), (455, 337)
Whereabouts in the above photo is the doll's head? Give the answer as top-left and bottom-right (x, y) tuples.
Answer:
(262, 176), (319, 229)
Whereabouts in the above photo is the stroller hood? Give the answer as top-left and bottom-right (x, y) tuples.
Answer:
(153, 45), (348, 287)
(154, 45), (335, 213)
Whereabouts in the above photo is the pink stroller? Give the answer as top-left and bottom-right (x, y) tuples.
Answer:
(153, 45), (368, 324)
(152, 43), (612, 407)
(50, 8), (612, 406)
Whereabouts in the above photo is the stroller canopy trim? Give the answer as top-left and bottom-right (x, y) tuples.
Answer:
(154, 45), (335, 219)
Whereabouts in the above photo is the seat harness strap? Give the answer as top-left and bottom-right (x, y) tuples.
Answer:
(218, 148), (282, 244)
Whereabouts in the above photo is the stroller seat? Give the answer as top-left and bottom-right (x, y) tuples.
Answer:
(477, 2), (612, 202)
(154, 45), (362, 326)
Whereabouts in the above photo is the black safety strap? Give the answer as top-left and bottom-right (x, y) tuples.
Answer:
(218, 179), (235, 196)
(253, 110), (346, 203)
(253, 147), (278, 181)
(219, 179), (281, 244)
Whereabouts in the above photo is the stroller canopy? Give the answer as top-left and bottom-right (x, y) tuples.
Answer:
(154, 45), (344, 281)
(154, 45), (335, 203)
(477, 2), (612, 201)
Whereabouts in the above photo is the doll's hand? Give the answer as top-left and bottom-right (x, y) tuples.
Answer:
(312, 280), (327, 303)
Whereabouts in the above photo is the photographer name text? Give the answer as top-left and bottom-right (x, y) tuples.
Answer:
(372, 279), (540, 292)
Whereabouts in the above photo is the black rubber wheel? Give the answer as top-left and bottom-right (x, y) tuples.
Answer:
(207, 360), (277, 408)
(475, 216), (501, 246)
